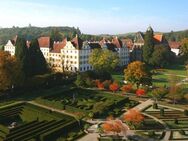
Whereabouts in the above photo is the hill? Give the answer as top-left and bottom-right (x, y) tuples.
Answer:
(0, 26), (81, 45)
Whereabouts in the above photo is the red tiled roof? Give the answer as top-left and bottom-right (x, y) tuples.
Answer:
(112, 36), (122, 48)
(99, 37), (108, 46)
(122, 39), (133, 49)
(71, 35), (83, 49)
(38, 37), (50, 48)
(11, 35), (18, 45)
(153, 34), (163, 42)
(52, 38), (66, 53)
(168, 41), (181, 49)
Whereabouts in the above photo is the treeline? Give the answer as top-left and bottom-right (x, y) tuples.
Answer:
(165, 30), (188, 42)
(0, 26), (81, 45)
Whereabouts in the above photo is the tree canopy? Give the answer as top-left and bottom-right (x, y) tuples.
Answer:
(143, 28), (154, 64)
(180, 38), (188, 57)
(0, 51), (24, 91)
(150, 45), (174, 67)
(89, 49), (119, 72)
(28, 39), (48, 76)
(124, 61), (152, 87)
(15, 37), (30, 77)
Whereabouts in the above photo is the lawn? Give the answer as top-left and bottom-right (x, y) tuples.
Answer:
(35, 88), (132, 118)
(0, 102), (83, 141)
(152, 64), (187, 87)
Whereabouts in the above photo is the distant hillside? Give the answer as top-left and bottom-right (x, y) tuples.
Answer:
(164, 29), (188, 42)
(0, 26), (188, 45)
(0, 26), (81, 45)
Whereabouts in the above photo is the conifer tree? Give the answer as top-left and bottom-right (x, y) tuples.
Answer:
(28, 38), (47, 75)
(15, 36), (30, 77)
(143, 26), (154, 64)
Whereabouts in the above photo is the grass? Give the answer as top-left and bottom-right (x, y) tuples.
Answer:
(152, 64), (187, 87)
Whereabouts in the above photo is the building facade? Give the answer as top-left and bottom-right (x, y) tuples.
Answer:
(4, 35), (129, 72)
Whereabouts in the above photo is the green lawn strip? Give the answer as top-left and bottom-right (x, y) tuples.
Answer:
(165, 120), (188, 129)
(0, 102), (24, 110)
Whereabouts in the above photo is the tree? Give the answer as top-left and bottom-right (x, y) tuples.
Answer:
(15, 37), (30, 77)
(151, 87), (168, 103)
(123, 109), (144, 129)
(0, 51), (24, 91)
(124, 61), (152, 88)
(109, 82), (119, 93)
(28, 39), (48, 76)
(180, 38), (188, 57)
(50, 27), (62, 41)
(102, 120), (128, 135)
(89, 49), (119, 72)
(150, 45), (174, 67)
(143, 27), (154, 64)
(168, 75), (184, 104)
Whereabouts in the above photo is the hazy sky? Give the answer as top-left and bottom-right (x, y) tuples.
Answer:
(0, 0), (187, 34)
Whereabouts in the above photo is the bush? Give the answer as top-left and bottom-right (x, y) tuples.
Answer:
(148, 130), (155, 137)
(174, 118), (178, 124)
(160, 108), (164, 116)
(153, 103), (158, 109)
(179, 130), (185, 135)
(136, 89), (145, 97)
(184, 110), (188, 116)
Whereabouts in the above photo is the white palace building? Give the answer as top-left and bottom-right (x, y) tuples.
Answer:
(4, 35), (130, 72)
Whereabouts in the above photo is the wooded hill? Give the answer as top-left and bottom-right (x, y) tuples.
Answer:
(0, 26), (188, 45)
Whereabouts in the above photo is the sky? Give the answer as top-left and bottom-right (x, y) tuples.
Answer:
(0, 0), (188, 34)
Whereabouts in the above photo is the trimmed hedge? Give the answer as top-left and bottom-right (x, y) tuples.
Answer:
(40, 120), (78, 141)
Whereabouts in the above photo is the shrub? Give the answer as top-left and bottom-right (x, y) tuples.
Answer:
(153, 103), (158, 109)
(109, 83), (119, 93)
(179, 130), (185, 135)
(174, 118), (178, 124)
(160, 108), (164, 116)
(148, 130), (155, 137)
(120, 84), (132, 93)
(136, 89), (145, 97)
(102, 80), (111, 90)
(184, 110), (188, 116)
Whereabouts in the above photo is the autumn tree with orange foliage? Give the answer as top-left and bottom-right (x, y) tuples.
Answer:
(109, 82), (119, 93)
(102, 120), (128, 135)
(0, 51), (23, 92)
(123, 109), (144, 129)
(124, 61), (152, 88)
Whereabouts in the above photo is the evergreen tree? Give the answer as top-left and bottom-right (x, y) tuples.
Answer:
(28, 39), (48, 75)
(143, 27), (154, 64)
(15, 37), (30, 77)
(50, 27), (62, 41)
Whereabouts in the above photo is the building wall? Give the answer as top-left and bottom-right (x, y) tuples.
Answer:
(4, 40), (15, 55)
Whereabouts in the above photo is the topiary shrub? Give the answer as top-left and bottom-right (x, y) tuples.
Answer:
(160, 108), (164, 116)
(174, 118), (178, 124)
(179, 130), (185, 135)
(184, 110), (188, 116)
(153, 103), (158, 109)
(148, 130), (155, 137)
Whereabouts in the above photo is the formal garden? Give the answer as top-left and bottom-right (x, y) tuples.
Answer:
(34, 88), (138, 119)
(0, 102), (85, 141)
